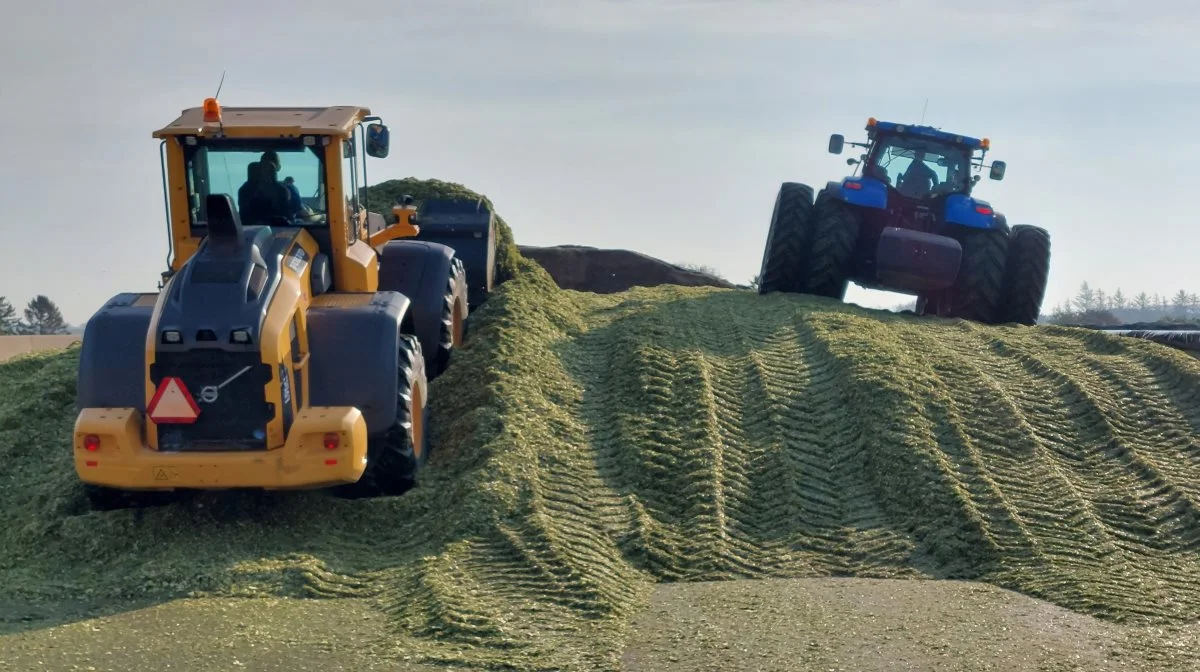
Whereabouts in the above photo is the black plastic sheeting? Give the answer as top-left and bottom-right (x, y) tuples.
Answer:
(1083, 323), (1200, 353)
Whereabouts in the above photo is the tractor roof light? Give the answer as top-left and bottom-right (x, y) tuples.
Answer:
(202, 97), (222, 123)
(981, 137), (990, 150)
(867, 117), (877, 127)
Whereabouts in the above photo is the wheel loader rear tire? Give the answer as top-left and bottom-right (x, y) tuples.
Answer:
(802, 197), (859, 300)
(758, 182), (815, 294)
(995, 225), (1051, 326)
(337, 333), (428, 498)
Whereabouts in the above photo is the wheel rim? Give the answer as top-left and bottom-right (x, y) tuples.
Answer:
(411, 381), (425, 459)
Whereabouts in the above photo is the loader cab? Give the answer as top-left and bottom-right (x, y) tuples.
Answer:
(153, 100), (392, 294)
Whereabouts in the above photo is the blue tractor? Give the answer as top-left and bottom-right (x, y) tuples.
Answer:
(757, 117), (1051, 325)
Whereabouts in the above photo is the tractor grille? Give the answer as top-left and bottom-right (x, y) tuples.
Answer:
(150, 349), (274, 451)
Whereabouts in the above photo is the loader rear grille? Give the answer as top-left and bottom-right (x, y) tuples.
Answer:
(150, 350), (274, 451)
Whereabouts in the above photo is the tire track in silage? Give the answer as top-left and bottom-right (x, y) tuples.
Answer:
(574, 291), (774, 581)
(953, 325), (1200, 620)
(739, 310), (921, 578)
(796, 313), (1007, 577)
(886, 330), (1041, 565)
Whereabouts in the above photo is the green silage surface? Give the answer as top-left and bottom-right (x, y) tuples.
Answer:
(3, 258), (1200, 671)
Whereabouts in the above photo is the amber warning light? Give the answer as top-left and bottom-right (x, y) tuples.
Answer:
(203, 97), (222, 123)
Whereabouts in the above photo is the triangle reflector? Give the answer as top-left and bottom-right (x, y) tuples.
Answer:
(147, 376), (201, 424)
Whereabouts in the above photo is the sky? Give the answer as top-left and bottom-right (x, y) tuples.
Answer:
(2, 0), (1198, 324)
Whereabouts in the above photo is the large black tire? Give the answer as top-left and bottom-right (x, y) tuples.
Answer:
(995, 225), (1051, 326)
(431, 256), (469, 378)
(337, 333), (428, 498)
(926, 227), (1009, 323)
(757, 182), (815, 294)
(800, 197), (859, 299)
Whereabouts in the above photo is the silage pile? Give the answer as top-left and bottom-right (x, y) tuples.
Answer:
(2, 182), (1200, 671)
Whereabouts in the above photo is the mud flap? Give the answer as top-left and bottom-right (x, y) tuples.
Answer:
(875, 227), (962, 293)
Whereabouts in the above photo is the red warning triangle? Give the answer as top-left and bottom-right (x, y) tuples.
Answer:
(147, 376), (201, 424)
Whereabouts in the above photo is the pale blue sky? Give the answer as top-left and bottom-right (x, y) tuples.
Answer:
(2, 0), (1198, 323)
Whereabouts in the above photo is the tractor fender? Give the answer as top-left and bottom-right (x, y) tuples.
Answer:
(306, 291), (413, 436)
(76, 293), (156, 412)
(944, 194), (999, 229)
(377, 239), (458, 375)
(830, 177), (888, 210)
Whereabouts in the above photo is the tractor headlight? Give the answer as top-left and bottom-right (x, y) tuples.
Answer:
(230, 329), (251, 344)
(162, 330), (181, 344)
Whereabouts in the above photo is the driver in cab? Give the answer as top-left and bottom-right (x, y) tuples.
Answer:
(897, 152), (938, 198)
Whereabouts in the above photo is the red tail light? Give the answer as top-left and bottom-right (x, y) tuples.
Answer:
(975, 206), (993, 215)
(323, 433), (339, 450)
(83, 434), (100, 452)
(845, 182), (863, 190)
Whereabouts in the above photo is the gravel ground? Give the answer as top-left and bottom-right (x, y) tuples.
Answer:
(621, 577), (1200, 672)
(0, 597), (439, 672)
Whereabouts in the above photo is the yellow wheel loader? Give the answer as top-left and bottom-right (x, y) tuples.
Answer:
(73, 98), (496, 510)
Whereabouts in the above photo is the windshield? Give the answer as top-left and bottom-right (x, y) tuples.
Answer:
(182, 139), (328, 231)
(865, 134), (972, 198)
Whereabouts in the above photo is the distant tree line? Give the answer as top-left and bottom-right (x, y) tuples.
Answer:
(0, 295), (70, 335)
(1044, 282), (1200, 326)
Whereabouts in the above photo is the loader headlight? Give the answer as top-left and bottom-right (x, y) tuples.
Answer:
(162, 330), (182, 344)
(230, 329), (252, 344)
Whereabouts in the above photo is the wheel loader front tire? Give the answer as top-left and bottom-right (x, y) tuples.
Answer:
(996, 225), (1051, 325)
(758, 182), (815, 294)
(337, 333), (428, 499)
(432, 256), (469, 378)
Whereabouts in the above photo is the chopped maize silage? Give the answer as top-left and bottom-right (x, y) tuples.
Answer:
(2, 188), (1200, 670)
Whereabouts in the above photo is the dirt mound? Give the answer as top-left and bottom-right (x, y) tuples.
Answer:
(517, 244), (736, 293)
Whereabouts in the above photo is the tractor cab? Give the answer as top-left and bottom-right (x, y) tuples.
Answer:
(828, 118), (1006, 201)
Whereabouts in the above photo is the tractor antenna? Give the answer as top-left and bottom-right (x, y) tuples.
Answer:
(214, 70), (226, 99)
(920, 98), (928, 124)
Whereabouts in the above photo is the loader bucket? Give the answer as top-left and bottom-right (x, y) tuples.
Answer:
(414, 198), (497, 310)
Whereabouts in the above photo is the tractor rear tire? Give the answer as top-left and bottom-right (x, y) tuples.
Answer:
(801, 197), (859, 300)
(995, 225), (1051, 325)
(432, 256), (469, 378)
(758, 182), (815, 294)
(337, 333), (428, 498)
(939, 227), (1009, 324)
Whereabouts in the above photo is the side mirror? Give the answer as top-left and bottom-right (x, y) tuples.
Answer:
(366, 123), (390, 158)
(828, 134), (845, 154)
(989, 160), (1006, 181)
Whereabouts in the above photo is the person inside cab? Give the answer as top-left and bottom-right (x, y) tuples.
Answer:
(237, 158), (292, 225)
(258, 151), (305, 217)
(896, 151), (938, 198)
